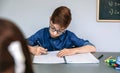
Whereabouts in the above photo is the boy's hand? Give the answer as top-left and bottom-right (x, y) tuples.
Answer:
(35, 46), (47, 55)
(57, 48), (76, 57)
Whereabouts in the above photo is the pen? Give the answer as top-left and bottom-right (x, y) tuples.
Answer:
(36, 40), (42, 46)
(98, 54), (103, 59)
(104, 56), (112, 62)
(36, 40), (47, 55)
(63, 56), (67, 64)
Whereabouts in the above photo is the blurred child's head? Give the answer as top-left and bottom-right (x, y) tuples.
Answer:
(0, 18), (34, 73)
(49, 6), (72, 38)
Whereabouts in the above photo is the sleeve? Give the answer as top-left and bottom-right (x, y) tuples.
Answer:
(27, 29), (43, 46)
(69, 32), (94, 47)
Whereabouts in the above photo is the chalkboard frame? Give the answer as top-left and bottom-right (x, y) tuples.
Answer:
(97, 0), (120, 22)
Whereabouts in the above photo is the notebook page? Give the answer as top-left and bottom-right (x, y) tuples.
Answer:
(66, 52), (99, 63)
(33, 51), (64, 64)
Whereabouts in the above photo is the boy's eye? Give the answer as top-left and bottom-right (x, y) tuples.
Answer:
(49, 25), (65, 34)
(57, 30), (62, 33)
(51, 27), (56, 31)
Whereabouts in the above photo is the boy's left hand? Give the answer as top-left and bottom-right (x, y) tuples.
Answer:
(57, 48), (76, 57)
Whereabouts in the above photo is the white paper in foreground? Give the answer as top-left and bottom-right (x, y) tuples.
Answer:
(33, 51), (99, 64)
(33, 51), (64, 64)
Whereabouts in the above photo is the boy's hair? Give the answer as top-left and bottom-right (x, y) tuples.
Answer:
(0, 18), (34, 73)
(51, 6), (72, 28)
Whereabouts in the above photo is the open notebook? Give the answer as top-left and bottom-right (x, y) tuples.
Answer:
(33, 51), (99, 64)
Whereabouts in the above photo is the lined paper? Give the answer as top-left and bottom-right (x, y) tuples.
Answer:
(33, 51), (99, 64)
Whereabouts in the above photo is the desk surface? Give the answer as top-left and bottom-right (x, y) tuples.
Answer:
(33, 52), (120, 73)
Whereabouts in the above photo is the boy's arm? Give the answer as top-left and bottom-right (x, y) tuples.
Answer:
(28, 45), (47, 55)
(72, 45), (96, 54)
(57, 45), (96, 57)
(28, 45), (37, 55)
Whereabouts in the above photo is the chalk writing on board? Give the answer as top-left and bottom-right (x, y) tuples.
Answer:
(108, 1), (120, 15)
(97, 0), (120, 22)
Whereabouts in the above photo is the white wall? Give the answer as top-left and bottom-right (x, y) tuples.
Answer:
(0, 0), (120, 52)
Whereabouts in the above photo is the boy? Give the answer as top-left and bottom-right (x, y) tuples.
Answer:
(27, 6), (96, 57)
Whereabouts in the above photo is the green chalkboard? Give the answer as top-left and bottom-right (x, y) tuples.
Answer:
(97, 0), (120, 22)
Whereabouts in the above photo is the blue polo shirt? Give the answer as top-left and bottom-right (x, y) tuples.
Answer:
(27, 27), (94, 51)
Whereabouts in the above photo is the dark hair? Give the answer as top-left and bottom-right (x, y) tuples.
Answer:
(0, 18), (34, 73)
(51, 6), (72, 28)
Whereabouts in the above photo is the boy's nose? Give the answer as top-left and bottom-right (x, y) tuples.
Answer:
(53, 31), (57, 35)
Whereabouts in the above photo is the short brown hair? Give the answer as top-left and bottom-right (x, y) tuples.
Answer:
(51, 6), (72, 28)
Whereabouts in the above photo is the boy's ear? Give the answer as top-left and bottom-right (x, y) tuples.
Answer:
(50, 20), (52, 24)
(50, 16), (52, 20)
(49, 16), (53, 24)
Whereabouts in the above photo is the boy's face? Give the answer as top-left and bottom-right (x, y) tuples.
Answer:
(49, 21), (65, 38)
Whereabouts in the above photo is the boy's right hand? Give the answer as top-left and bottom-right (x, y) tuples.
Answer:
(35, 46), (47, 55)
(28, 45), (47, 55)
